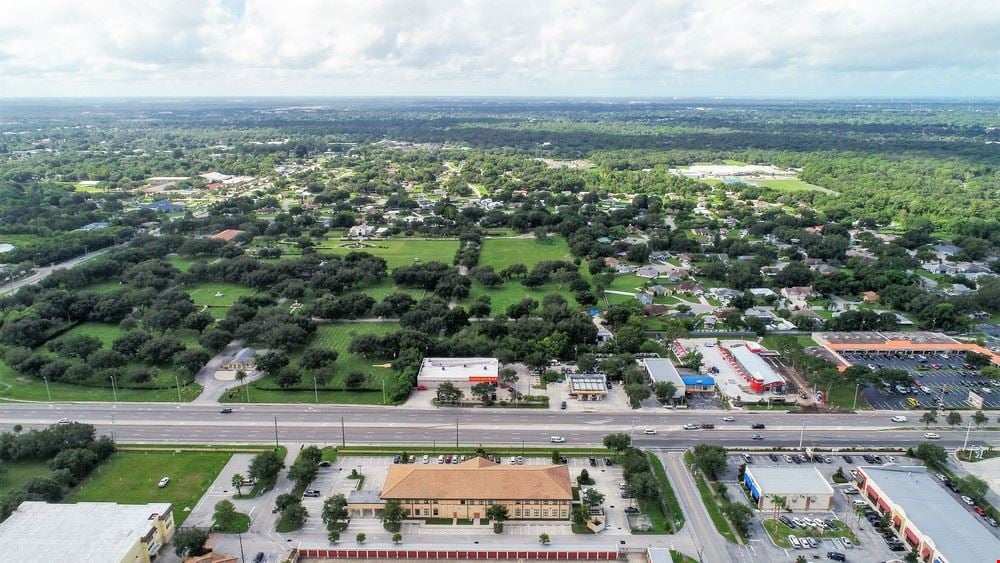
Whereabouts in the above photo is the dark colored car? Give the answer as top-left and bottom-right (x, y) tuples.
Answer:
(768, 454), (778, 462)
(751, 423), (766, 429)
(842, 455), (853, 463)
(701, 423), (715, 429)
(588, 457), (597, 466)
(826, 552), (845, 562)
(604, 457), (613, 466)
(253, 553), (265, 563)
(219, 407), (232, 414)
(624, 506), (640, 513)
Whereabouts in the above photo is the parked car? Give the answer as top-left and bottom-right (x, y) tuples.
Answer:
(841, 538), (853, 549)
(827, 552), (845, 561)
(682, 423), (700, 430)
(393, 455), (402, 463)
(57, 418), (72, 425)
(560, 401), (567, 410)
(253, 553), (265, 563)
(303, 489), (321, 497)
(624, 506), (640, 513)
(319, 460), (332, 467)
(784, 455), (794, 463)
(986, 517), (998, 527)
(842, 455), (853, 463)
(890, 415), (906, 422)
(588, 456), (597, 467)
(788, 535), (801, 549)
(973, 506), (987, 516)
(438, 455), (445, 463)
(604, 457), (613, 466)
(157, 477), (170, 488)
(768, 454), (779, 462)
(751, 434), (764, 440)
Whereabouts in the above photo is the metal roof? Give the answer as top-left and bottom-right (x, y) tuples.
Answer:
(640, 358), (685, 397)
(729, 345), (785, 385)
(745, 466), (833, 496)
(568, 373), (607, 393)
(861, 466), (1000, 563)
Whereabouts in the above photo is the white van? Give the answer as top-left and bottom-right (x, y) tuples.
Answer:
(789, 535), (801, 549)
(550, 436), (566, 443)
(853, 499), (868, 507)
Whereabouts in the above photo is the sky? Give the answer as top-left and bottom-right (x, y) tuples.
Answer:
(1, 0), (999, 98)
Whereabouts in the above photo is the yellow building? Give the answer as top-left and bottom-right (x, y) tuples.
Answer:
(0, 501), (175, 563)
(350, 457), (573, 520)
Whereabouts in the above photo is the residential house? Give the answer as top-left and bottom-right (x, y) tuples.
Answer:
(636, 266), (660, 279)
(634, 293), (654, 306)
(781, 286), (815, 305)
(861, 291), (879, 303)
(221, 348), (256, 371)
(643, 304), (670, 317)
(648, 285), (670, 296)
(673, 283), (704, 296)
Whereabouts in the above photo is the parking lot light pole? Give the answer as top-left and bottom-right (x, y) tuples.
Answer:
(42, 376), (51, 402)
(798, 421), (805, 449)
(109, 375), (118, 403)
(962, 418), (973, 453)
(273, 416), (279, 448)
(852, 383), (860, 411)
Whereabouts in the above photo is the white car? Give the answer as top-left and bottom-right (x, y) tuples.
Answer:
(157, 477), (170, 488)
(722, 416), (735, 422)
(924, 432), (940, 439)
(682, 423), (700, 430)
(549, 436), (566, 443)
(890, 415), (907, 423)
(422, 454), (429, 464)
(842, 538), (853, 549)
(57, 418), (72, 424)
(961, 495), (975, 505)
(643, 427), (656, 434)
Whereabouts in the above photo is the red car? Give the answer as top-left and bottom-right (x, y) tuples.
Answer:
(416, 385), (428, 391)
(973, 506), (987, 517)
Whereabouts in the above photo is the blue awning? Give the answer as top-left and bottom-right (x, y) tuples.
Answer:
(682, 376), (715, 386)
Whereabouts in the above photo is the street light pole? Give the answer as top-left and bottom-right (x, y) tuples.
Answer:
(382, 378), (386, 405)
(455, 416), (459, 448)
(799, 421), (805, 449)
(852, 383), (860, 411)
(962, 418), (973, 454)
(237, 532), (246, 563)
(313, 376), (318, 404)
(340, 416), (346, 447)
(175, 375), (182, 402)
(110, 414), (115, 441)
(109, 375), (118, 403)
(273, 416), (279, 449)
(43, 376), (51, 402)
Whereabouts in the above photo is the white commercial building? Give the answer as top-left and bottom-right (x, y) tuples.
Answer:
(0, 501), (175, 563)
(640, 358), (685, 399)
(417, 357), (499, 385)
(743, 466), (834, 512)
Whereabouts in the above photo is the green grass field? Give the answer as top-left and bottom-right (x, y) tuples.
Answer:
(479, 237), (575, 271)
(608, 274), (647, 293)
(187, 283), (257, 307)
(359, 279), (427, 301)
(69, 450), (232, 525)
(755, 178), (833, 193)
(467, 281), (579, 316)
(318, 239), (459, 270)
(51, 322), (123, 348)
(0, 460), (50, 496)
(227, 323), (403, 405)
(167, 255), (199, 272)
(0, 360), (203, 402)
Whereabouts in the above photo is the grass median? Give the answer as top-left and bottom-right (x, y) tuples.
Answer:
(683, 451), (739, 544)
(762, 518), (859, 548)
(647, 452), (685, 533)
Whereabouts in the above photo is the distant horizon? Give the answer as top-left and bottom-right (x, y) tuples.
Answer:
(3, 95), (1000, 102)
(3, 1), (1000, 98)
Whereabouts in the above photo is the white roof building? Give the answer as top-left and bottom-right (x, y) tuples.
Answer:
(0, 502), (174, 563)
(640, 358), (685, 398)
(418, 357), (499, 384)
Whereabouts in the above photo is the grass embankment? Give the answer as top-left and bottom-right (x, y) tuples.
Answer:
(683, 451), (740, 544)
(646, 452), (685, 532)
(69, 450), (232, 526)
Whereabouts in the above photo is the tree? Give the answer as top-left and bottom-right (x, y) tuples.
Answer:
(539, 532), (550, 544)
(959, 475), (990, 502)
(691, 444), (728, 480)
(435, 381), (463, 405)
(392, 532), (403, 543)
(486, 504), (509, 533)
(920, 411), (937, 427)
(972, 410), (988, 428)
(577, 468), (594, 485)
(274, 493), (300, 514)
(680, 350), (703, 371)
(626, 472), (659, 500)
(173, 527), (209, 557)
(913, 443), (947, 467)
(770, 494), (786, 521)
(603, 433), (631, 454)
(231, 473), (245, 496)
(653, 381), (678, 404)
(625, 383), (651, 408)
(345, 371), (366, 390)
(722, 502), (754, 536)
(583, 488), (605, 507)
(382, 500), (405, 532)
(471, 382), (495, 404)
(946, 411), (962, 428)
(248, 450), (285, 489)
(904, 549), (919, 563)
(213, 499), (237, 529)
(322, 494), (349, 532)
(255, 350), (289, 376)
(356, 532), (366, 543)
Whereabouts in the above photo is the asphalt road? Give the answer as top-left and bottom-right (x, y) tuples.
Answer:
(0, 246), (118, 296)
(0, 403), (992, 449)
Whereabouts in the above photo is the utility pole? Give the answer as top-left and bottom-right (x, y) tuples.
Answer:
(43, 376), (51, 402)
(110, 414), (115, 441)
(382, 378), (386, 405)
(852, 383), (860, 411)
(313, 376), (318, 403)
(799, 421), (805, 449)
(455, 416), (459, 448)
(109, 375), (118, 403)
(273, 416), (279, 449)
(237, 532), (246, 563)
(962, 418), (973, 454)
(340, 416), (345, 447)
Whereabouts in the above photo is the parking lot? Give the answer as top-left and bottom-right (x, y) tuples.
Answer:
(842, 351), (1000, 410)
(720, 451), (906, 562)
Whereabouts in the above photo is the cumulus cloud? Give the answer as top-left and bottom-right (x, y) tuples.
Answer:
(1, 0), (998, 96)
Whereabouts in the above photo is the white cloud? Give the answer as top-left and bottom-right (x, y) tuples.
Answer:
(1, 0), (998, 96)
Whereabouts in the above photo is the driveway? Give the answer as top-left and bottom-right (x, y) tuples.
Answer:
(193, 340), (265, 404)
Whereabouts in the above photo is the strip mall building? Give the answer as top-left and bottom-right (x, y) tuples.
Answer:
(854, 466), (1000, 563)
(813, 331), (1000, 371)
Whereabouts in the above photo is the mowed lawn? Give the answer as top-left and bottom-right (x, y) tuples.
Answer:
(187, 283), (256, 318)
(479, 237), (575, 271)
(755, 178), (833, 193)
(51, 322), (123, 348)
(231, 322), (403, 405)
(69, 451), (232, 525)
(0, 360), (203, 402)
(467, 281), (580, 316)
(0, 460), (50, 496)
(318, 239), (459, 270)
(358, 279), (427, 302)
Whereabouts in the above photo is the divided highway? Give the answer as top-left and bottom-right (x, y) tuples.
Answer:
(0, 403), (991, 450)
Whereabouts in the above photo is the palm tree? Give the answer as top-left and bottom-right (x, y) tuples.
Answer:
(231, 473), (245, 496)
(235, 370), (249, 402)
(771, 495), (787, 522)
